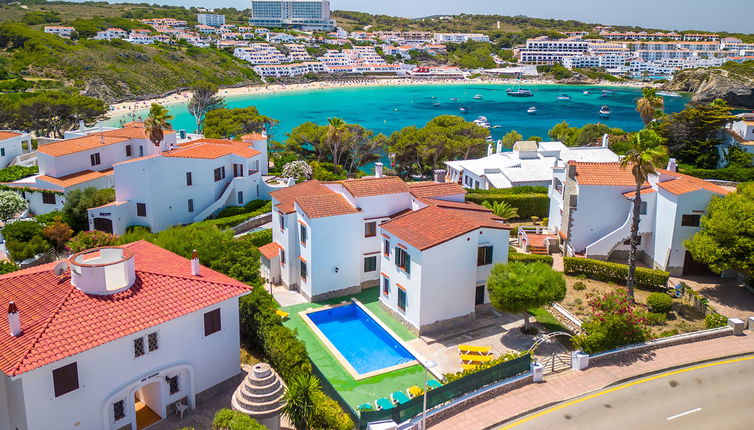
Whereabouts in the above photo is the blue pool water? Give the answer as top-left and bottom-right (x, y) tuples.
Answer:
(307, 304), (416, 375)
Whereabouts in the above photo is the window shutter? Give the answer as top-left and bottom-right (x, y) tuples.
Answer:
(52, 362), (79, 397)
(404, 253), (410, 274)
(394, 246), (400, 264)
(486, 246), (493, 264)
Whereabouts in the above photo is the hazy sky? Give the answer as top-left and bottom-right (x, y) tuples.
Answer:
(90, 0), (752, 33)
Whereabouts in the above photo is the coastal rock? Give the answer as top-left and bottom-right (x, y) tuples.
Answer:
(663, 68), (754, 108)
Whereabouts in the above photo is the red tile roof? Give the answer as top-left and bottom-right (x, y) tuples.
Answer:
(0, 241), (249, 376)
(164, 141), (260, 159)
(37, 168), (113, 189)
(0, 131), (21, 140)
(570, 161), (647, 187)
(623, 188), (656, 199)
(258, 242), (283, 259)
(296, 193), (360, 218)
(241, 133), (267, 141)
(656, 169), (730, 196)
(37, 123), (175, 157)
(422, 198), (491, 212)
(270, 180), (334, 214)
(381, 206), (510, 250)
(341, 176), (409, 197)
(407, 181), (466, 198)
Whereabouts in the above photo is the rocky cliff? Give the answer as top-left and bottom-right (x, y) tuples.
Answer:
(663, 68), (754, 108)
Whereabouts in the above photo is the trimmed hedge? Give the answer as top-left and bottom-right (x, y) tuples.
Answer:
(509, 252), (553, 266)
(466, 193), (549, 219)
(680, 166), (754, 182)
(200, 201), (272, 230)
(465, 186), (548, 195)
(563, 257), (669, 290)
(212, 409), (266, 430)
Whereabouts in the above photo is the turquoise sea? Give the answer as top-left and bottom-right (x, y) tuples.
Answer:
(107, 84), (690, 141)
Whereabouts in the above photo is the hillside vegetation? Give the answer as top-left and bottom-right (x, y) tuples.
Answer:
(664, 61), (754, 108)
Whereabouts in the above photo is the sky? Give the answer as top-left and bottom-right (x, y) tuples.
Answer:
(91, 0), (752, 33)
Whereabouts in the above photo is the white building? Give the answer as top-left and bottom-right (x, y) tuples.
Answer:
(518, 36), (589, 64)
(43, 26), (75, 38)
(601, 32), (682, 41)
(87, 134), (289, 235)
(259, 171), (510, 334)
(719, 112), (754, 167)
(249, 0), (336, 31)
(547, 161), (729, 275)
(233, 44), (288, 64)
(197, 13), (226, 27)
(683, 33), (719, 41)
(445, 140), (619, 190)
(0, 241), (249, 430)
(433, 33), (490, 44)
(254, 61), (325, 77)
(94, 28), (127, 40)
(0, 131), (31, 168)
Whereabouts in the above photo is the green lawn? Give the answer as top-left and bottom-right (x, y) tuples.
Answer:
(281, 287), (426, 409)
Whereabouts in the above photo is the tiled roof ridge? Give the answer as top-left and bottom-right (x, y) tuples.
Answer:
(132, 267), (250, 289)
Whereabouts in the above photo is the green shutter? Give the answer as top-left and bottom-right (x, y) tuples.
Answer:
(404, 252), (410, 274)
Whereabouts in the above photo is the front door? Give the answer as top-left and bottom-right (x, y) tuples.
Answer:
(475, 285), (486, 306)
(134, 381), (163, 430)
(682, 251), (713, 276)
(92, 217), (113, 234)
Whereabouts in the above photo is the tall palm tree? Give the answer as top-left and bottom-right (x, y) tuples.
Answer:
(481, 200), (519, 220)
(620, 129), (667, 303)
(143, 103), (173, 147)
(282, 373), (319, 430)
(325, 117), (348, 166)
(635, 87), (664, 126)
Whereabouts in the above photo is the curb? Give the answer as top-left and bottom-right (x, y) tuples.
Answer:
(479, 351), (754, 430)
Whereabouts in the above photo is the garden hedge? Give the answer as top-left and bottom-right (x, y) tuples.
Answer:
(680, 166), (754, 183)
(464, 186), (549, 195)
(465, 193), (549, 219)
(563, 257), (669, 290)
(509, 253), (553, 266)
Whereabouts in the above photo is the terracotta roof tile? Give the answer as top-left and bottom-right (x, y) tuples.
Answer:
(296, 193), (359, 218)
(623, 188), (656, 198)
(258, 242), (283, 259)
(341, 176), (409, 197)
(37, 169), (113, 188)
(0, 241), (249, 376)
(407, 181), (466, 198)
(37, 135), (131, 157)
(241, 133), (267, 141)
(0, 131), (22, 140)
(271, 180), (333, 214)
(164, 142), (260, 159)
(656, 169), (729, 196)
(570, 161), (646, 187)
(422, 198), (491, 213)
(381, 206), (509, 251)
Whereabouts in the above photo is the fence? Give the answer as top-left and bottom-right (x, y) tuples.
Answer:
(358, 355), (531, 429)
(310, 361), (359, 425)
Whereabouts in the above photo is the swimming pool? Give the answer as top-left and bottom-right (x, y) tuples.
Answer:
(304, 302), (417, 379)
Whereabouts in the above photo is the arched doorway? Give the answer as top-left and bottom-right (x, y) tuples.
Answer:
(134, 381), (163, 430)
(93, 217), (114, 234)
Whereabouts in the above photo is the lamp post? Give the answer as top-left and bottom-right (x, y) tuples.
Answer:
(421, 359), (437, 430)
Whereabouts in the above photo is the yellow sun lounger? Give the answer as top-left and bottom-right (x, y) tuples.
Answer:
(458, 344), (492, 355)
(407, 385), (424, 398)
(460, 354), (493, 363)
(461, 363), (480, 370)
(276, 310), (289, 319)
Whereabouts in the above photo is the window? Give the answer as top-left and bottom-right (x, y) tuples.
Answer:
(42, 192), (56, 205)
(90, 153), (101, 166)
(475, 285), (486, 305)
(136, 203), (147, 217)
(280, 249), (286, 265)
(167, 375), (180, 395)
(477, 246), (493, 266)
(300, 224), (307, 245)
(300, 260), (307, 281)
(364, 222), (377, 238)
(204, 308), (221, 336)
(186, 172), (193, 186)
(382, 277), (390, 296)
(113, 400), (126, 421)
(237, 191), (243, 205)
(279, 214), (285, 230)
(214, 166), (226, 182)
(139, 146), (144, 157)
(640, 201), (648, 215)
(383, 239), (390, 256)
(0, 148), (4, 157)
(134, 337), (145, 358)
(364, 256), (377, 272)
(147, 332), (159, 352)
(52, 362), (79, 397)
(395, 247), (410, 274)
(125, 145), (132, 157)
(681, 214), (701, 227)
(187, 199), (194, 213)
(397, 289), (406, 311)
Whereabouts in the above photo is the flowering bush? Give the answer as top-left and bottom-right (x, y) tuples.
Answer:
(573, 289), (649, 354)
(66, 230), (119, 253)
(282, 160), (313, 180)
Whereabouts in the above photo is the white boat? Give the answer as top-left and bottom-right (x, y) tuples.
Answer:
(506, 88), (533, 97)
(450, 97), (459, 101)
(658, 91), (682, 97)
(459, 107), (468, 112)
(556, 93), (572, 101)
(583, 90), (590, 95)
(527, 106), (537, 114)
(433, 102), (441, 107)
(473, 94), (483, 99)
(599, 105), (610, 118)
(473, 116), (490, 128)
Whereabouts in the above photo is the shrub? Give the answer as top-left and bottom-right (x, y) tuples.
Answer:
(467, 186), (549, 195)
(563, 257), (669, 290)
(62, 187), (115, 232)
(0, 190), (28, 221)
(212, 409), (266, 430)
(573, 289), (648, 354)
(659, 329), (679, 337)
(645, 312), (667, 326)
(465, 193), (549, 219)
(572, 281), (587, 291)
(646, 292), (673, 314)
(247, 229), (272, 247)
(0, 260), (19, 274)
(705, 313), (728, 329)
(118, 226), (155, 244)
(203, 201), (272, 230)
(66, 230), (119, 252)
(3, 220), (49, 261)
(216, 199), (269, 219)
(509, 253), (553, 265)
(0, 165), (38, 182)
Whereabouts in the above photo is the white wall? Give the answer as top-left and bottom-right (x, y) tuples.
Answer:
(569, 184), (633, 252)
(305, 211), (362, 298)
(0, 134), (28, 168)
(666, 189), (715, 271)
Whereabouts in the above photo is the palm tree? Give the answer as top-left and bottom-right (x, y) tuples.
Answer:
(143, 103), (173, 147)
(620, 129), (667, 303)
(325, 117), (348, 166)
(282, 373), (319, 430)
(635, 87), (664, 126)
(481, 200), (519, 220)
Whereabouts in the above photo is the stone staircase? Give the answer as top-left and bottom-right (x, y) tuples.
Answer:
(232, 363), (286, 421)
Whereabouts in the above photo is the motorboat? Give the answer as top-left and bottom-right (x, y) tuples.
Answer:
(527, 106), (537, 114)
(459, 107), (468, 112)
(583, 90), (590, 95)
(601, 89), (614, 96)
(433, 102), (441, 107)
(473, 94), (483, 99)
(506, 88), (533, 97)
(450, 97), (459, 101)
(556, 93), (572, 101)
(473, 116), (490, 128)
(599, 105), (611, 118)
(657, 91), (682, 97)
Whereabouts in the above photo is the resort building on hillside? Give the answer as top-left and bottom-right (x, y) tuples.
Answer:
(0, 131), (31, 169)
(445, 140), (619, 190)
(43, 26), (75, 38)
(0, 241), (250, 430)
(719, 112), (754, 167)
(546, 160), (729, 276)
(94, 28), (128, 40)
(3, 122), (175, 216)
(87, 133), (290, 235)
(197, 13), (226, 27)
(249, 0), (336, 31)
(259, 167), (511, 334)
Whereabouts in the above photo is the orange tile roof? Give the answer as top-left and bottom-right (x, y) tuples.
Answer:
(407, 181), (466, 198)
(422, 198), (491, 213)
(37, 135), (131, 157)
(259, 242), (283, 259)
(570, 161), (646, 187)
(270, 180), (334, 214)
(241, 133), (267, 141)
(0, 131), (21, 140)
(0, 241), (249, 376)
(164, 142), (260, 159)
(623, 188), (656, 199)
(382, 205), (509, 250)
(37, 169), (113, 188)
(341, 176), (409, 197)
(656, 169), (729, 196)
(296, 193), (359, 219)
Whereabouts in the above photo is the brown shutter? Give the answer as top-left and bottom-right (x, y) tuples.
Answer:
(52, 362), (79, 397)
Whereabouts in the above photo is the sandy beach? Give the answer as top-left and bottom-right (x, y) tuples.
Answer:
(107, 77), (653, 120)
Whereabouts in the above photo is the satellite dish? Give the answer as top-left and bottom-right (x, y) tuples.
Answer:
(53, 261), (68, 276)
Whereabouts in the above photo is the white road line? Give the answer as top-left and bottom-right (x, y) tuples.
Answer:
(666, 408), (702, 421)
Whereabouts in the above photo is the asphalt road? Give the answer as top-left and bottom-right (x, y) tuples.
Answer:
(497, 356), (754, 430)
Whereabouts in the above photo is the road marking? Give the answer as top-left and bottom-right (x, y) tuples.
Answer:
(666, 407), (701, 420)
(498, 355), (754, 429)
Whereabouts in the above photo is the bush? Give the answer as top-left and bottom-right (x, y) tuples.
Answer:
(202, 201), (272, 230)
(0, 165), (38, 182)
(66, 230), (118, 252)
(563, 257), (669, 290)
(509, 253), (553, 265)
(465, 193), (549, 219)
(62, 187), (115, 232)
(573, 289), (648, 354)
(572, 281), (587, 291)
(216, 199), (269, 219)
(212, 409), (266, 430)
(646, 292), (673, 314)
(705, 313), (728, 329)
(680, 165), (754, 182)
(645, 312), (667, 326)
(3, 220), (49, 261)
(465, 186), (549, 195)
(246, 229), (272, 247)
(0, 260), (19, 274)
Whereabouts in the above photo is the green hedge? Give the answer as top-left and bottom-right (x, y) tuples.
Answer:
(465, 186), (549, 195)
(199, 201), (272, 230)
(466, 193), (549, 219)
(680, 166), (754, 182)
(563, 257), (669, 290)
(509, 253), (553, 266)
(212, 409), (266, 430)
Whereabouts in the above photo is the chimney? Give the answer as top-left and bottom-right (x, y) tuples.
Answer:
(666, 158), (677, 172)
(602, 133), (609, 148)
(496, 140), (502, 154)
(374, 162), (383, 178)
(487, 143), (493, 156)
(8, 301), (21, 337)
(433, 169), (446, 183)
(191, 250), (200, 276)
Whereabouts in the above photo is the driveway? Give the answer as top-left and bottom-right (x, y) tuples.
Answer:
(672, 275), (754, 320)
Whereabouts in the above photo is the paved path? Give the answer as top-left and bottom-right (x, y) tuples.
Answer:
(503, 355), (754, 429)
(430, 334), (754, 430)
(671, 275), (754, 320)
